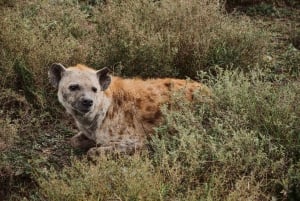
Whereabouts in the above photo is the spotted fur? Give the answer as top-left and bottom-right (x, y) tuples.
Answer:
(49, 63), (211, 156)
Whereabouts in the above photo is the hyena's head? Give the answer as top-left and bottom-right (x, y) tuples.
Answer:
(48, 63), (111, 116)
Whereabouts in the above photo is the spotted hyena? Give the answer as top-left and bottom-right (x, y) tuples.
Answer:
(48, 63), (210, 156)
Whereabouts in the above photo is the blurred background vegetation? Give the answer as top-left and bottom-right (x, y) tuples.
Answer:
(0, 0), (299, 200)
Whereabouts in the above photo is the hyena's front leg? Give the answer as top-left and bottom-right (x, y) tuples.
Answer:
(87, 140), (144, 159)
(70, 132), (96, 150)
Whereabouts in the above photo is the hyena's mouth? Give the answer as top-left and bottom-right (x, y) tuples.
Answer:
(71, 103), (92, 115)
(77, 108), (91, 114)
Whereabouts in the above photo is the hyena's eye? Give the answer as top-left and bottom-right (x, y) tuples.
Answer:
(69, 84), (80, 91)
(92, 87), (97, 93)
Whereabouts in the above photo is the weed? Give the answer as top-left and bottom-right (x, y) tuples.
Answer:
(246, 3), (278, 16)
(12, 59), (38, 105)
(268, 44), (300, 78)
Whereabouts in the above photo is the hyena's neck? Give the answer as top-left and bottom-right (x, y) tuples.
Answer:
(72, 95), (112, 141)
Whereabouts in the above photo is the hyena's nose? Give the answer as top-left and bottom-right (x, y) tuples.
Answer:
(81, 98), (93, 108)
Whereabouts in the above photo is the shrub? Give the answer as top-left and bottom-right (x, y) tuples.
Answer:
(152, 69), (299, 200)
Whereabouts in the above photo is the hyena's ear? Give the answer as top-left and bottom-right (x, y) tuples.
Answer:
(48, 63), (66, 88)
(96, 67), (111, 91)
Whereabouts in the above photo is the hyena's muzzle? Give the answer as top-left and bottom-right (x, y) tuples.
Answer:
(66, 87), (97, 115)
(74, 95), (94, 114)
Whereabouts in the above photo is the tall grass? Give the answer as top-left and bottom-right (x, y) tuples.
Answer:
(38, 156), (166, 201)
(0, 0), (266, 96)
(1, 0), (299, 200)
(93, 0), (267, 78)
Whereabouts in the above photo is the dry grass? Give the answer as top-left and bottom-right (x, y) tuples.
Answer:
(0, 0), (299, 200)
(0, 0), (267, 89)
(92, 0), (267, 77)
(38, 155), (166, 201)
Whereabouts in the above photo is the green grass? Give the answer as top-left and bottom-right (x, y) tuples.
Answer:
(0, 0), (299, 200)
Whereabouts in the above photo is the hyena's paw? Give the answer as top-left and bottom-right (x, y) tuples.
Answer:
(86, 142), (143, 162)
(87, 146), (114, 162)
(70, 133), (96, 150)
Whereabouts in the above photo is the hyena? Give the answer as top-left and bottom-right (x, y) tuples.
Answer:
(48, 63), (210, 156)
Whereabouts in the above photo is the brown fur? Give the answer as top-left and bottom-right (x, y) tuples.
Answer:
(49, 64), (211, 156)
